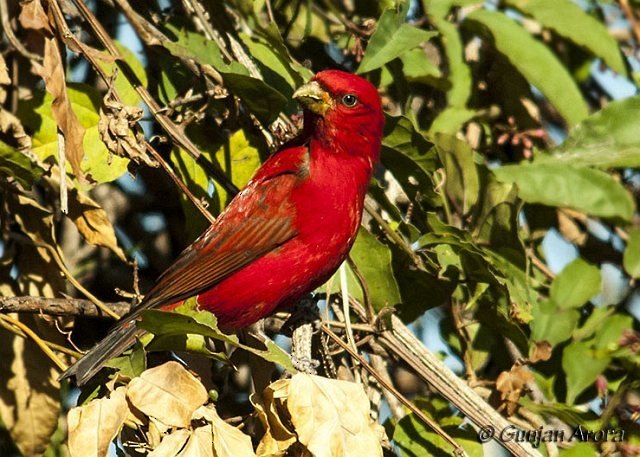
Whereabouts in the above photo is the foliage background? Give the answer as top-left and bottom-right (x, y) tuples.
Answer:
(1, 0), (640, 455)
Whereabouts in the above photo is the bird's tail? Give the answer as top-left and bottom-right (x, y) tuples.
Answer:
(59, 323), (145, 385)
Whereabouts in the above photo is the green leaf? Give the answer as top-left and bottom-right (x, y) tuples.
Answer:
(221, 72), (288, 125)
(18, 84), (130, 185)
(393, 397), (483, 457)
(212, 129), (263, 209)
(549, 258), (601, 309)
(593, 314), (633, 350)
(558, 443), (598, 457)
(493, 163), (635, 221)
(0, 145), (44, 188)
(505, 0), (626, 75)
(531, 300), (580, 345)
(465, 9), (589, 126)
(562, 340), (610, 404)
(399, 47), (442, 84)
(139, 306), (294, 372)
(357, 9), (437, 74)
(329, 228), (401, 312)
(434, 134), (479, 215)
(428, 15), (475, 134)
(623, 228), (640, 279)
(551, 96), (640, 169)
(98, 42), (148, 106)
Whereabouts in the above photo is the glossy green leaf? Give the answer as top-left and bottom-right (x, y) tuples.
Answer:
(357, 9), (437, 74)
(593, 314), (633, 350)
(562, 340), (610, 404)
(623, 228), (640, 279)
(505, 0), (626, 75)
(549, 258), (601, 309)
(550, 96), (640, 168)
(531, 300), (580, 345)
(465, 9), (589, 126)
(493, 163), (635, 220)
(346, 228), (402, 311)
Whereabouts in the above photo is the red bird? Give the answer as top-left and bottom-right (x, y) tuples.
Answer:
(61, 70), (384, 385)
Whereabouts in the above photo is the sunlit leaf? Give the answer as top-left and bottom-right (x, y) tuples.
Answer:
(623, 228), (640, 279)
(357, 8), (437, 74)
(505, 0), (626, 75)
(493, 162), (635, 220)
(550, 96), (640, 168)
(549, 258), (601, 309)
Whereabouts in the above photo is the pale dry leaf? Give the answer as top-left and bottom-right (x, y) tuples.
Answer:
(17, 0), (51, 32)
(251, 381), (296, 457)
(180, 424), (215, 457)
(0, 53), (10, 85)
(193, 405), (255, 457)
(0, 315), (61, 457)
(287, 374), (383, 457)
(67, 386), (129, 457)
(67, 189), (127, 260)
(148, 429), (191, 457)
(20, 0), (87, 182)
(126, 361), (208, 428)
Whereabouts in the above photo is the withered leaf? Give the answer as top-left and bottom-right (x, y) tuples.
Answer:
(67, 386), (129, 457)
(126, 361), (208, 428)
(67, 189), (127, 260)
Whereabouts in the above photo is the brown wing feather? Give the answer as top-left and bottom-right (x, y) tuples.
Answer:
(127, 173), (300, 317)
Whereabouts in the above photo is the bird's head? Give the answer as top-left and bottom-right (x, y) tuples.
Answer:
(293, 70), (384, 163)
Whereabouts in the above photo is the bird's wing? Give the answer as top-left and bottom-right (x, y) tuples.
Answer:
(130, 146), (309, 317)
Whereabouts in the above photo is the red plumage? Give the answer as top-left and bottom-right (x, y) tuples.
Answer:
(61, 70), (384, 384)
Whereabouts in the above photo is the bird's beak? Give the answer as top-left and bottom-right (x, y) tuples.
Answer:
(293, 80), (331, 117)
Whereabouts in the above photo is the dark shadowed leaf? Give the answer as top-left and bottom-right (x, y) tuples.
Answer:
(465, 9), (589, 126)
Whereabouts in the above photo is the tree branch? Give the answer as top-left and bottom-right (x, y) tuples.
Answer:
(0, 296), (131, 318)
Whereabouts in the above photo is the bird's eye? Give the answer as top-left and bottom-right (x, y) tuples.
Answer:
(341, 94), (358, 107)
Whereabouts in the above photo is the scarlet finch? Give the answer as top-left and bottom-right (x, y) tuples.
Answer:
(61, 70), (384, 385)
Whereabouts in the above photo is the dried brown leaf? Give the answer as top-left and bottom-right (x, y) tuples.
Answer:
(0, 315), (61, 457)
(0, 54), (10, 85)
(529, 341), (553, 364)
(67, 189), (127, 260)
(98, 82), (155, 167)
(495, 365), (534, 416)
(148, 429), (191, 457)
(126, 361), (208, 428)
(67, 386), (129, 457)
(251, 380), (296, 457)
(20, 0), (87, 183)
(287, 374), (383, 457)
(194, 405), (255, 457)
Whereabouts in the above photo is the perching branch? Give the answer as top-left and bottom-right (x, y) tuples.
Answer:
(0, 296), (131, 318)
